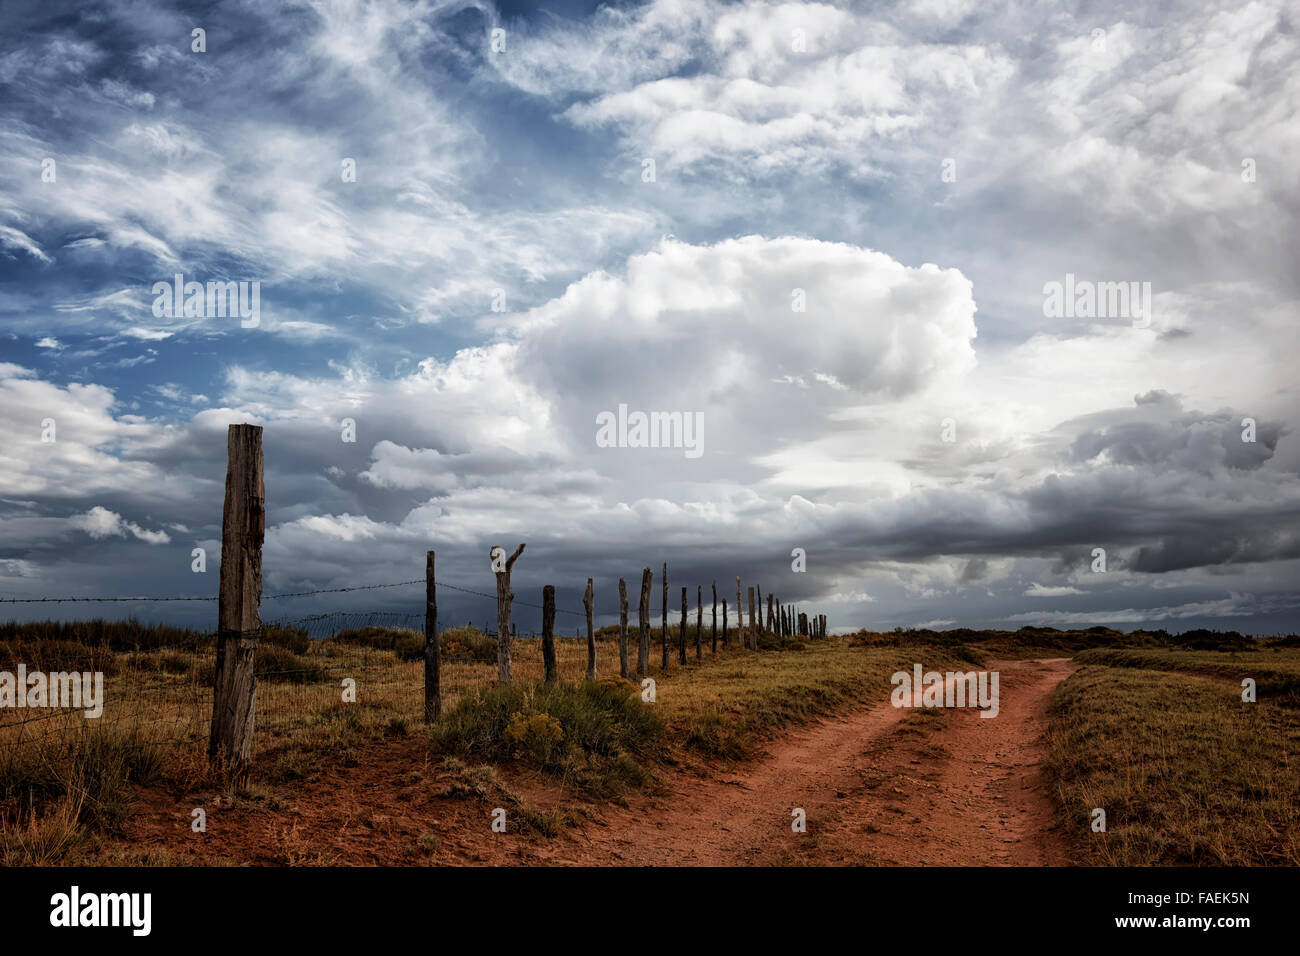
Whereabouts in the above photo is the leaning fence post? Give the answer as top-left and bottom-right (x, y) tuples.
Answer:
(209, 423), (263, 782)
(584, 577), (596, 680)
(541, 585), (557, 683)
(424, 550), (441, 721)
(637, 568), (652, 677)
(618, 578), (630, 679)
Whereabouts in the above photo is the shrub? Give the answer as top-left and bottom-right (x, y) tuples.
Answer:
(503, 711), (565, 764)
(432, 679), (663, 795)
(439, 626), (496, 663)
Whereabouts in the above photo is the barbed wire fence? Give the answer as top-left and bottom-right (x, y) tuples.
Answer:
(1, 577), (823, 771)
(1, 426), (828, 781)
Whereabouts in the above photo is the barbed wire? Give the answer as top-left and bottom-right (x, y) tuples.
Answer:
(2, 577), (595, 617)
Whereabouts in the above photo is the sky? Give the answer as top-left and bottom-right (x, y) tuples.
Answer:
(1, 0), (1297, 635)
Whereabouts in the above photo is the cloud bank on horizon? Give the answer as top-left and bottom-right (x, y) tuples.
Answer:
(1, 0), (1297, 634)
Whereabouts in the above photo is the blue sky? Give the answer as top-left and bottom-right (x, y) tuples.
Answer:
(1, 0), (1298, 634)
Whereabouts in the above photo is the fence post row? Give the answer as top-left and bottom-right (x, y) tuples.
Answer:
(209, 423), (263, 782)
(425, 550), (440, 721)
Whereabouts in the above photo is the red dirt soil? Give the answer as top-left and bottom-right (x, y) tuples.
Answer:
(123, 657), (1076, 865)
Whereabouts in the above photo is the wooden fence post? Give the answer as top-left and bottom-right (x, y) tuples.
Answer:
(735, 577), (744, 648)
(584, 577), (596, 680)
(756, 585), (764, 634)
(424, 550), (441, 722)
(661, 562), (669, 670)
(747, 587), (757, 649)
(637, 568), (652, 677)
(541, 585), (557, 683)
(722, 600), (728, 646)
(618, 578), (630, 679)
(678, 586), (687, 665)
(695, 585), (703, 659)
(767, 593), (774, 633)
(209, 423), (263, 782)
(491, 543), (525, 682)
(711, 582), (718, 654)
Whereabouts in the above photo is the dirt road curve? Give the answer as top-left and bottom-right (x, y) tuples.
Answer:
(562, 657), (1077, 866)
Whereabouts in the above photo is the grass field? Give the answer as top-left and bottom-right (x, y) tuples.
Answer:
(1048, 648), (1300, 865)
(3, 619), (1298, 865)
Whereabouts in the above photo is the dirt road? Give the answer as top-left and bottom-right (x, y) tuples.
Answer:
(564, 657), (1077, 865)
(125, 657), (1077, 865)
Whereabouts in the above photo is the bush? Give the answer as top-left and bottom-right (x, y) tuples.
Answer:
(439, 626), (496, 663)
(432, 679), (663, 795)
(504, 711), (565, 764)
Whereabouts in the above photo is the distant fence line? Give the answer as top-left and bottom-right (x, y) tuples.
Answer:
(1, 424), (829, 782)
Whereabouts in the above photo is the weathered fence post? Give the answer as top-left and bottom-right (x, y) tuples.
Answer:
(798, 612), (807, 636)
(210, 423), (263, 782)
(711, 582), (718, 654)
(735, 577), (744, 648)
(491, 543), (525, 682)
(722, 600), (729, 646)
(661, 562), (669, 670)
(584, 577), (596, 680)
(637, 568), (652, 677)
(424, 550), (441, 722)
(541, 585), (557, 682)
(767, 593), (774, 633)
(695, 585), (703, 659)
(678, 586), (687, 665)
(618, 578), (630, 679)
(756, 585), (764, 634)
(748, 587), (757, 649)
